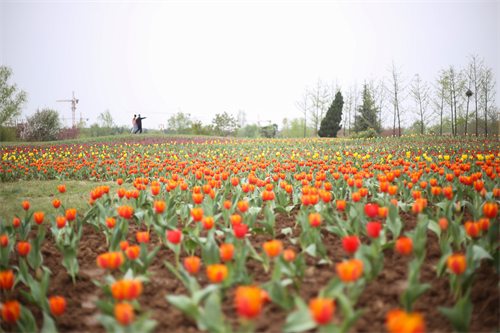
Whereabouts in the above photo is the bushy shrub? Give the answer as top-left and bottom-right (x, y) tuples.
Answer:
(350, 128), (379, 139)
(0, 125), (18, 142)
(24, 108), (61, 142)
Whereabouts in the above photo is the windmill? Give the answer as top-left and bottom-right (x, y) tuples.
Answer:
(56, 91), (79, 127)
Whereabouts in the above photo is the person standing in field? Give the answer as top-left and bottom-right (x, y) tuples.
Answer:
(135, 114), (146, 134)
(131, 115), (138, 134)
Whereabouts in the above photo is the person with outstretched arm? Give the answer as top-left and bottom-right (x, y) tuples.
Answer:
(135, 114), (146, 134)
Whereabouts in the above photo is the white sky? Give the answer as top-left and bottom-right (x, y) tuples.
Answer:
(1, 0), (499, 129)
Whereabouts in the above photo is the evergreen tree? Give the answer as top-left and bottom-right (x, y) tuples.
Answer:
(318, 91), (344, 137)
(353, 84), (380, 133)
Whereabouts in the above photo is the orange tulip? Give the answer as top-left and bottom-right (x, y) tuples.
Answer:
(230, 214), (242, 225)
(65, 208), (76, 222)
(309, 298), (335, 325)
(336, 200), (346, 210)
(283, 249), (295, 262)
(96, 252), (125, 269)
(308, 213), (322, 227)
(263, 240), (283, 258)
(438, 218), (448, 231)
(192, 193), (204, 204)
(483, 202), (498, 218)
(378, 207), (388, 218)
(1, 300), (21, 323)
(111, 279), (143, 301)
(237, 201), (249, 213)
(478, 218), (490, 231)
(151, 185), (161, 196)
(114, 302), (135, 326)
(34, 212), (44, 225)
(395, 237), (413, 255)
(17, 242), (31, 256)
(117, 188), (126, 198)
(235, 285), (263, 319)
(105, 217), (116, 229)
(220, 243), (235, 262)
(351, 192), (361, 202)
(136, 231), (149, 244)
(120, 241), (129, 251)
(0, 270), (14, 290)
(231, 177), (240, 186)
(22, 201), (30, 210)
(0, 235), (8, 247)
(206, 264), (228, 283)
(223, 200), (232, 210)
(48, 296), (66, 316)
(52, 199), (61, 208)
(431, 187), (442, 196)
(56, 216), (67, 228)
(154, 201), (166, 214)
(117, 206), (134, 219)
(366, 222), (381, 238)
(464, 222), (480, 238)
(446, 254), (467, 275)
(58, 185), (66, 193)
(184, 256), (201, 275)
(191, 208), (204, 222)
(13, 218), (20, 228)
(125, 245), (140, 260)
(386, 309), (426, 333)
(336, 259), (364, 282)
(117, 178), (123, 185)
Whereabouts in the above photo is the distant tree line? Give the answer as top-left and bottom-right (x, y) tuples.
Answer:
(295, 54), (498, 138)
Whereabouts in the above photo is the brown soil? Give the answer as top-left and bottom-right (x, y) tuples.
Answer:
(1, 209), (499, 333)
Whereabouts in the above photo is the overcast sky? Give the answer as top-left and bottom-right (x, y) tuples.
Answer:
(1, 0), (499, 129)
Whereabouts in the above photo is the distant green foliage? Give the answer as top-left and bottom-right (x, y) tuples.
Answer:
(237, 124), (261, 138)
(212, 112), (240, 137)
(354, 84), (380, 134)
(350, 128), (379, 139)
(261, 124), (278, 138)
(0, 65), (28, 126)
(191, 120), (213, 136)
(168, 112), (192, 134)
(318, 91), (343, 137)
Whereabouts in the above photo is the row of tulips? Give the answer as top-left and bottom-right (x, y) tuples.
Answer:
(1, 136), (499, 332)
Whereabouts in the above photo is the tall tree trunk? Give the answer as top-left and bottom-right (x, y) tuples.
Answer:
(440, 95), (444, 135)
(450, 91), (454, 135)
(453, 90), (458, 135)
(485, 91), (488, 137)
(420, 102), (424, 134)
(465, 96), (470, 135)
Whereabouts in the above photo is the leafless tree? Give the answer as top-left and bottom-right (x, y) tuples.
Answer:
(294, 86), (310, 138)
(385, 60), (411, 136)
(480, 67), (497, 137)
(309, 78), (331, 136)
(467, 54), (484, 136)
(409, 74), (431, 134)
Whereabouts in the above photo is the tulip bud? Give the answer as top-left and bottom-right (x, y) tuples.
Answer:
(235, 286), (263, 319)
(395, 237), (413, 255)
(386, 309), (426, 333)
(0, 270), (14, 290)
(446, 254), (467, 275)
(13, 218), (20, 228)
(283, 249), (295, 262)
(17, 241), (31, 256)
(184, 256), (201, 275)
(0, 235), (9, 247)
(114, 302), (135, 326)
(34, 212), (44, 225)
(1, 300), (21, 323)
(438, 218), (448, 231)
(167, 229), (182, 244)
(53, 199), (61, 208)
(308, 213), (322, 227)
(219, 243), (234, 262)
(262, 240), (283, 258)
(206, 264), (228, 283)
(125, 245), (140, 260)
(48, 296), (66, 316)
(342, 235), (360, 254)
(58, 185), (66, 193)
(366, 222), (381, 238)
(22, 201), (30, 210)
(309, 298), (335, 325)
(136, 231), (149, 244)
(336, 259), (363, 282)
(233, 223), (248, 239)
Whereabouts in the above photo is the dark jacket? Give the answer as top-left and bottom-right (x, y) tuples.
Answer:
(136, 117), (146, 127)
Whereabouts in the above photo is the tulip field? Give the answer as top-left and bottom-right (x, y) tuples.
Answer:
(0, 134), (499, 332)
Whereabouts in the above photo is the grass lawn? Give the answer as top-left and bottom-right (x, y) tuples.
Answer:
(0, 180), (136, 223)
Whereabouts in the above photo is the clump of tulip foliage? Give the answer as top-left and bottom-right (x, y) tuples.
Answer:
(0, 135), (499, 332)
